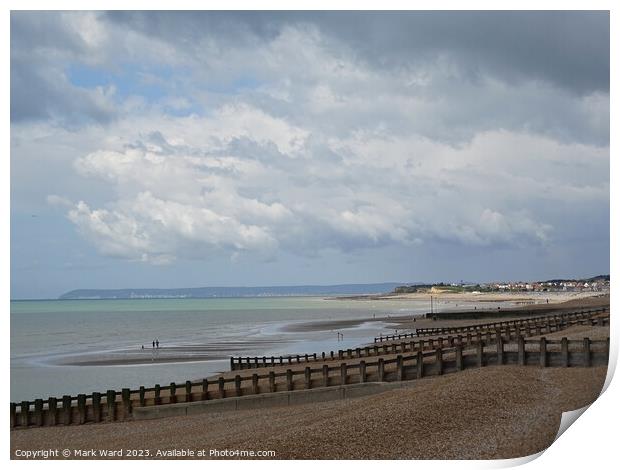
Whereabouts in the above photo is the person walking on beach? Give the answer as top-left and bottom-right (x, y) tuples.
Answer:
(156, 338), (160, 349)
(152, 340), (155, 349)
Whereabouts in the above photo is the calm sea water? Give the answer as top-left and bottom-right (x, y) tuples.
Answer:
(10, 296), (518, 401)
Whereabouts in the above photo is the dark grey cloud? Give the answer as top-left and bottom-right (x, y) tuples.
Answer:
(106, 10), (609, 95)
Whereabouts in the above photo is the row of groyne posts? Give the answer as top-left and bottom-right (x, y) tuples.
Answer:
(230, 307), (609, 370)
(11, 307), (610, 429)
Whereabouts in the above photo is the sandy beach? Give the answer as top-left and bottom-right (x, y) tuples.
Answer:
(10, 301), (610, 459)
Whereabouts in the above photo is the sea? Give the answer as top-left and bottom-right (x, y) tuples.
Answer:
(10, 296), (522, 402)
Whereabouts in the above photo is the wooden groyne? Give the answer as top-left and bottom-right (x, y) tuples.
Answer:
(11, 334), (609, 429)
(230, 309), (608, 369)
(374, 307), (607, 343)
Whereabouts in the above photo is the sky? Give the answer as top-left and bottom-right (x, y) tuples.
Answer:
(10, 11), (610, 299)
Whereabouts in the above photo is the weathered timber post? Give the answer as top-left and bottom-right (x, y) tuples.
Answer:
(456, 344), (463, 371)
(359, 361), (366, 383)
(497, 333), (504, 365)
(91, 393), (100, 423)
(416, 349), (424, 379)
(218, 377), (225, 398)
(466, 333), (472, 346)
(583, 338), (591, 367)
(340, 363), (347, 386)
(436, 349), (443, 375)
(106, 390), (115, 422)
(396, 355), (404, 380)
(322, 364), (329, 386)
(269, 371), (276, 392)
(477, 341), (484, 368)
(262, 356), (267, 366)
(21, 401), (30, 427)
(279, 356), (283, 365)
(234, 375), (242, 397)
(296, 355), (300, 364)
(139, 386), (146, 406)
(62, 395), (72, 425)
(10, 403), (16, 428)
(252, 374), (259, 394)
(539, 338), (547, 367)
(202, 379), (209, 400)
(364, 346), (370, 357)
(374, 345), (379, 356)
(518, 336), (525, 366)
(288, 356), (292, 365)
(338, 350), (344, 360)
(330, 351), (334, 360)
(48, 397), (58, 426)
(322, 352), (326, 360)
(561, 337), (569, 367)
(185, 381), (192, 402)
(121, 389), (131, 419)
(34, 399), (44, 426)
(169, 382), (177, 404)
(304, 354), (309, 363)
(271, 356), (275, 366)
(154, 384), (161, 405)
(77, 395), (86, 424)
(304, 367), (312, 389)
(392, 344), (397, 354)
(313, 353), (317, 361)
(356, 348), (361, 358)
(230, 357), (235, 370)
(286, 369), (294, 391)
(347, 349), (352, 358)
(378, 358), (385, 382)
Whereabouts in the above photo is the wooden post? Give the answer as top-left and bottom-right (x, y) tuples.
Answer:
(365, 346), (370, 357)
(234, 375), (242, 396)
(436, 349), (443, 375)
(356, 348), (361, 358)
(456, 344), (463, 371)
(20, 401), (30, 427)
(34, 399), (43, 426)
(338, 350), (343, 360)
(477, 341), (484, 368)
(263, 356), (267, 366)
(77, 394), (86, 424)
(91, 393), (100, 423)
(347, 349), (352, 358)
(202, 379), (209, 400)
(185, 381), (192, 402)
(330, 351), (334, 360)
(322, 352), (325, 360)
(139, 386), (146, 406)
(269, 371), (276, 392)
(218, 377), (225, 398)
(539, 338), (547, 367)
(10, 403), (16, 428)
(396, 355), (404, 381)
(583, 338), (591, 367)
(497, 334), (504, 365)
(417, 350), (423, 378)
(286, 369), (293, 391)
(62, 395), (72, 425)
(374, 346), (379, 356)
(359, 360), (366, 383)
(304, 354), (309, 363)
(252, 374), (259, 394)
(106, 390), (115, 422)
(561, 337), (569, 367)
(518, 336), (525, 366)
(230, 357), (235, 370)
(154, 384), (161, 405)
(340, 363), (347, 386)
(296, 355), (300, 363)
(48, 397), (58, 426)
(169, 382), (177, 404)
(122, 388), (131, 418)
(323, 365), (329, 387)
(378, 358), (385, 381)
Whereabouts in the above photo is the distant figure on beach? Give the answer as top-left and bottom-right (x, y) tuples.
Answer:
(152, 340), (155, 348)
(156, 339), (160, 348)
(141, 345), (144, 350)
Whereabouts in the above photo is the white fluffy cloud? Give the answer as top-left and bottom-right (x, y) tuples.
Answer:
(11, 12), (608, 268)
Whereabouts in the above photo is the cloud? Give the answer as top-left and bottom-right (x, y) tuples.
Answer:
(12, 11), (609, 274)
